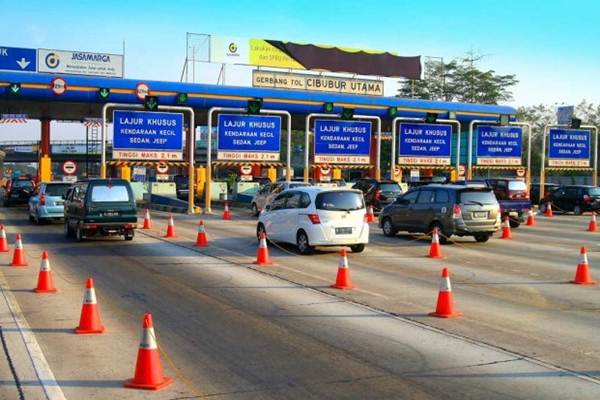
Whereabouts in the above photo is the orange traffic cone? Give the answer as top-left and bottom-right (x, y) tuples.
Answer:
(366, 206), (375, 223)
(526, 209), (536, 226)
(571, 246), (597, 285)
(545, 203), (553, 217)
(164, 214), (175, 238)
(254, 232), (272, 266)
(34, 251), (57, 293)
(222, 202), (232, 220)
(143, 209), (152, 229)
(428, 227), (443, 258)
(588, 213), (597, 232)
(501, 216), (512, 239)
(430, 267), (463, 318)
(195, 220), (208, 247)
(124, 313), (173, 390)
(75, 277), (105, 334)
(10, 233), (27, 267)
(0, 225), (8, 252)
(331, 248), (355, 289)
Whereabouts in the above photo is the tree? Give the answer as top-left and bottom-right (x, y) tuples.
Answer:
(398, 52), (518, 105)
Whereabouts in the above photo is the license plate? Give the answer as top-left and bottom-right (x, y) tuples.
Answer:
(11, 194), (19, 198)
(335, 227), (352, 235)
(103, 211), (119, 217)
(56, 201), (64, 206)
(473, 211), (487, 219)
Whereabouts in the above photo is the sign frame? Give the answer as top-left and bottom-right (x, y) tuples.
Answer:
(216, 113), (283, 162)
(475, 125), (523, 166)
(313, 119), (372, 164)
(397, 122), (453, 166)
(547, 128), (590, 167)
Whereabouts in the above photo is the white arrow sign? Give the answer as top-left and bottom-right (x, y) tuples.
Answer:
(16, 57), (30, 70)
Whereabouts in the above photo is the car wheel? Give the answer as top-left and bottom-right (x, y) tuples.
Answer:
(28, 214), (35, 222)
(509, 220), (520, 228)
(251, 203), (259, 217)
(574, 205), (583, 215)
(430, 222), (448, 244)
(256, 223), (266, 242)
(296, 230), (314, 255)
(350, 244), (365, 253)
(382, 218), (397, 237)
(75, 223), (85, 242)
(474, 233), (491, 243)
(124, 230), (134, 241)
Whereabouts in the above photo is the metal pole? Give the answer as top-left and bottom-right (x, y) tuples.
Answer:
(509, 122), (532, 188)
(468, 120), (492, 180)
(352, 115), (382, 180)
(540, 124), (550, 204)
(304, 113), (342, 183)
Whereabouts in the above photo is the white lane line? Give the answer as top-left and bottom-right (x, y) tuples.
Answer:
(0, 274), (66, 400)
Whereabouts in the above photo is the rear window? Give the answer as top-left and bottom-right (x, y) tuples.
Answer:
(459, 190), (497, 205)
(316, 191), (364, 211)
(44, 184), (70, 196)
(289, 183), (309, 189)
(90, 185), (131, 202)
(508, 181), (527, 191)
(379, 183), (401, 193)
(13, 180), (33, 189)
(588, 188), (600, 196)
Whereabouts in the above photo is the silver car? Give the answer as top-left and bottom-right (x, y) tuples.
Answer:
(250, 181), (311, 216)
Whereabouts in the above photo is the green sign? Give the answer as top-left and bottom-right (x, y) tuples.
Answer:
(8, 83), (21, 95)
(144, 96), (159, 111)
(323, 102), (334, 113)
(247, 98), (263, 114)
(425, 112), (438, 124)
(341, 108), (355, 120)
(388, 106), (398, 118)
(176, 92), (188, 104)
(97, 87), (110, 100)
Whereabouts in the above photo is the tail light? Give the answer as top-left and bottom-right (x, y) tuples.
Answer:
(584, 194), (592, 204)
(39, 194), (46, 206)
(307, 214), (321, 224)
(452, 204), (462, 219)
(124, 223), (136, 229)
(523, 190), (530, 200)
(374, 189), (382, 201)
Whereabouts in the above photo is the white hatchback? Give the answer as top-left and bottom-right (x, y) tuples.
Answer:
(257, 186), (369, 254)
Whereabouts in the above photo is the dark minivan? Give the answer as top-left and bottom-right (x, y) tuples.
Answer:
(541, 185), (600, 215)
(64, 179), (137, 241)
(352, 179), (402, 212)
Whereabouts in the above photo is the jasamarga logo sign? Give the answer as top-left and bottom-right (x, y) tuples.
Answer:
(38, 48), (123, 78)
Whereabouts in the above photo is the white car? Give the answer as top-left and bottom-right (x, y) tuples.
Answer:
(250, 181), (311, 216)
(257, 186), (369, 254)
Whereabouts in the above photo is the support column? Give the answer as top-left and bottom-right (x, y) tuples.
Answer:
(369, 134), (378, 179)
(195, 166), (206, 199)
(119, 165), (131, 182)
(267, 167), (277, 183)
(332, 168), (342, 180)
(251, 164), (262, 178)
(39, 119), (52, 182)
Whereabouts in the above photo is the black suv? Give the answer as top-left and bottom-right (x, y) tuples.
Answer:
(63, 179), (138, 241)
(352, 179), (402, 212)
(541, 185), (600, 215)
(378, 184), (501, 243)
(3, 178), (35, 206)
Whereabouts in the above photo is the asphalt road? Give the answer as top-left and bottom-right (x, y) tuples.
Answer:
(0, 205), (599, 399)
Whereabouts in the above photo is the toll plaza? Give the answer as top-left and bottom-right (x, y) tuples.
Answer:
(0, 70), (517, 213)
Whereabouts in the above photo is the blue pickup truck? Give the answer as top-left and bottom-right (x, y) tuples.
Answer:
(486, 179), (532, 228)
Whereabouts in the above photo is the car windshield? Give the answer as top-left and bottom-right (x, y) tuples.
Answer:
(91, 184), (130, 202)
(13, 180), (33, 189)
(459, 190), (497, 205)
(508, 181), (527, 191)
(44, 184), (70, 196)
(379, 183), (401, 192)
(588, 188), (600, 196)
(316, 191), (364, 211)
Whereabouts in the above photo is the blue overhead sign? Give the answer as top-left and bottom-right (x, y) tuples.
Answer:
(217, 114), (282, 161)
(398, 123), (452, 165)
(548, 128), (591, 167)
(0, 46), (36, 72)
(476, 126), (523, 166)
(112, 110), (184, 160)
(314, 119), (372, 164)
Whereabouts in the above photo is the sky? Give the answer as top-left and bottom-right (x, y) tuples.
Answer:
(1, 0), (599, 140)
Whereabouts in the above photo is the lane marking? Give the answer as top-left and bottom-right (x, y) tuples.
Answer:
(0, 273), (66, 400)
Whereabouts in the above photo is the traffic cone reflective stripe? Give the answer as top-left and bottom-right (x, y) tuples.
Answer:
(526, 209), (536, 226)
(10, 233), (27, 267)
(223, 202), (232, 220)
(34, 251), (57, 293)
(501, 217), (512, 239)
(366, 206), (375, 223)
(0, 225), (8, 252)
(75, 277), (105, 334)
(588, 213), (597, 232)
(571, 246), (597, 285)
(124, 313), (173, 390)
(430, 268), (463, 318)
(428, 228), (443, 258)
(195, 220), (208, 247)
(545, 203), (553, 217)
(254, 232), (272, 265)
(164, 215), (175, 238)
(331, 248), (355, 289)
(143, 209), (152, 229)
